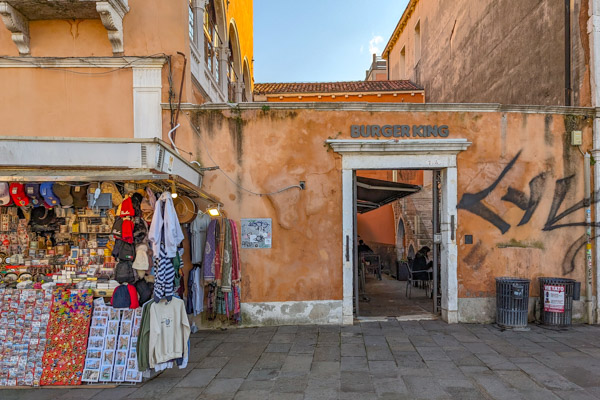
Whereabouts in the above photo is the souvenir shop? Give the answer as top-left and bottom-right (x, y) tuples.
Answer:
(0, 169), (242, 387)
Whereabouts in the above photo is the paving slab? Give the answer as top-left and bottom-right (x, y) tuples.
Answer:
(8, 321), (600, 399)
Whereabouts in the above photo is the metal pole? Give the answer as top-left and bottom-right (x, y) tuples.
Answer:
(432, 170), (439, 314)
(585, 153), (593, 324)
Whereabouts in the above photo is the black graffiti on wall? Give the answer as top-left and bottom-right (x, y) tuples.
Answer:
(457, 150), (599, 274)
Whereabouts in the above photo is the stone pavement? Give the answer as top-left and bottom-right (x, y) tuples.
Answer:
(4, 320), (600, 399)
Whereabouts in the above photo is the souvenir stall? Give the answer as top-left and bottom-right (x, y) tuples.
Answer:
(0, 175), (229, 388)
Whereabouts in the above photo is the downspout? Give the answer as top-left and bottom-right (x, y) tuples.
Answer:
(589, 0), (600, 323)
(566, 0), (572, 105)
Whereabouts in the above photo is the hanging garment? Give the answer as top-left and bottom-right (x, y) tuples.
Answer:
(186, 266), (204, 316)
(148, 298), (190, 368)
(230, 219), (241, 283)
(203, 219), (217, 281)
(153, 242), (175, 303)
(221, 219), (233, 292)
(148, 192), (184, 258)
(137, 299), (154, 372)
(190, 212), (211, 264)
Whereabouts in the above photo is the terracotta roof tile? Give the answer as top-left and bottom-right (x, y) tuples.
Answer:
(253, 80), (423, 95)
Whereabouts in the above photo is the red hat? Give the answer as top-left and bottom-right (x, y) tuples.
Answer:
(120, 197), (135, 217)
(9, 183), (28, 207)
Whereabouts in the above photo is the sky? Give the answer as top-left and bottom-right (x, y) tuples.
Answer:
(253, 0), (409, 84)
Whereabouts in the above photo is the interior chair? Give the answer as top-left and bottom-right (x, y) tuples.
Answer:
(404, 258), (431, 299)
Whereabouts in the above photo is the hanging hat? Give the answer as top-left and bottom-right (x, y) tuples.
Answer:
(8, 183), (28, 207)
(0, 183), (11, 206)
(101, 182), (123, 206)
(173, 195), (196, 224)
(40, 183), (60, 207)
(30, 207), (56, 226)
(110, 284), (131, 308)
(119, 197), (135, 217)
(71, 185), (88, 208)
(127, 283), (140, 309)
(114, 260), (135, 284)
(132, 244), (149, 271)
(135, 279), (152, 304)
(24, 184), (44, 207)
(52, 183), (73, 207)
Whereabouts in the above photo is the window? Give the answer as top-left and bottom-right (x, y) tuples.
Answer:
(414, 20), (421, 65)
(400, 46), (406, 79)
(227, 41), (236, 101)
(188, 0), (195, 41)
(203, 1), (219, 82)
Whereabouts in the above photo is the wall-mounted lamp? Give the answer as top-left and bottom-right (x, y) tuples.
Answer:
(171, 182), (178, 199)
(207, 205), (221, 217)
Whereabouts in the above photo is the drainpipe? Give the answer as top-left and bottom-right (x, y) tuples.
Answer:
(589, 0), (600, 323)
(565, 0), (572, 105)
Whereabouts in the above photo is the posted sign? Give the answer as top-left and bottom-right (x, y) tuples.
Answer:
(544, 285), (565, 313)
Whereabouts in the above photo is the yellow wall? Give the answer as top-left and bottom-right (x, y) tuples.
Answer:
(226, 0), (254, 90)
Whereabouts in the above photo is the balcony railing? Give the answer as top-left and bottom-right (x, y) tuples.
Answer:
(190, 43), (226, 103)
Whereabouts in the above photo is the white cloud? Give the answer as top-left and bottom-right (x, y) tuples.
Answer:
(360, 45), (364, 53)
(369, 35), (384, 55)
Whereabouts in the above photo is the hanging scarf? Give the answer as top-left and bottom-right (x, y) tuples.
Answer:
(233, 284), (241, 324)
(203, 220), (217, 282)
(215, 219), (222, 283)
(230, 220), (241, 283)
(221, 219), (233, 292)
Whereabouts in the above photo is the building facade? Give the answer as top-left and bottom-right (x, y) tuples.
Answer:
(383, 0), (589, 107)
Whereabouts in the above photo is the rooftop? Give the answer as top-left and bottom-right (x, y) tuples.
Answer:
(253, 80), (423, 95)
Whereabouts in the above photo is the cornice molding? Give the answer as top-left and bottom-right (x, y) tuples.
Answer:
(170, 102), (596, 117)
(0, 2), (29, 55)
(325, 139), (472, 155)
(261, 90), (425, 98)
(382, 0), (419, 59)
(0, 56), (166, 68)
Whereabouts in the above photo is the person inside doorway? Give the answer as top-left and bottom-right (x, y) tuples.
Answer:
(358, 239), (373, 254)
(412, 246), (432, 280)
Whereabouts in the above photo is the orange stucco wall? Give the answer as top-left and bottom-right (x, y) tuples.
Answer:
(357, 205), (396, 246)
(0, 0), (252, 141)
(262, 93), (424, 103)
(187, 106), (593, 305)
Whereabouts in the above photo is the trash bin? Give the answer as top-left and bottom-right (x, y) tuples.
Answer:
(496, 277), (530, 329)
(539, 277), (575, 327)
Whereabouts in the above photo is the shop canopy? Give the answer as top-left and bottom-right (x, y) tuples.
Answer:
(356, 176), (421, 213)
(0, 136), (221, 206)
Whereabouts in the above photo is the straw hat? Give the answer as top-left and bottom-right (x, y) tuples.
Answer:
(173, 195), (196, 224)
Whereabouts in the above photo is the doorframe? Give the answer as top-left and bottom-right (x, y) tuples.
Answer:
(326, 139), (471, 324)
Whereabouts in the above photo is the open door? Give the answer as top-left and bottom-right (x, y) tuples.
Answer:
(432, 170), (441, 314)
(353, 170), (359, 317)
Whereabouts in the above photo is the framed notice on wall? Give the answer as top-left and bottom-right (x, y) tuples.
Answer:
(241, 218), (272, 249)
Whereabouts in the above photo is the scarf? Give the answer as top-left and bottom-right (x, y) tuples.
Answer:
(203, 219), (217, 282)
(230, 219), (240, 282)
(221, 219), (233, 292)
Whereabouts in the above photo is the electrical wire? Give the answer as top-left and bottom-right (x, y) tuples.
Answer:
(0, 54), (168, 75)
(182, 111), (303, 197)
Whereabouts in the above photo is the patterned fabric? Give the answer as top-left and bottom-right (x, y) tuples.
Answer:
(153, 242), (175, 303)
(40, 289), (93, 386)
(203, 220), (217, 281)
(230, 220), (241, 282)
(221, 220), (233, 292)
